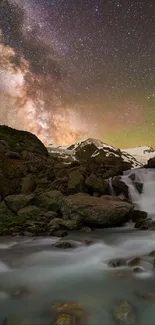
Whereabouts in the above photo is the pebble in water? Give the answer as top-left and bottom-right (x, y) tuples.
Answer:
(113, 301), (136, 325)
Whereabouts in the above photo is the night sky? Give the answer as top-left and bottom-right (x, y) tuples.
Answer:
(0, 0), (155, 147)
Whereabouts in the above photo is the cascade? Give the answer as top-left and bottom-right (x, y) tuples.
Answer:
(121, 168), (155, 217)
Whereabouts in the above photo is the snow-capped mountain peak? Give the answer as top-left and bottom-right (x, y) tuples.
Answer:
(123, 146), (155, 164)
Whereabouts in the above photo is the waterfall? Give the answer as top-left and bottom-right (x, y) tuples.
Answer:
(121, 168), (155, 218)
(108, 177), (115, 196)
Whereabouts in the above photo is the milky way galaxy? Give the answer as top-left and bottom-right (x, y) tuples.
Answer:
(0, 0), (155, 147)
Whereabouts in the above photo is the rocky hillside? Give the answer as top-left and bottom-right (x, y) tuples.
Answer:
(0, 126), (147, 236)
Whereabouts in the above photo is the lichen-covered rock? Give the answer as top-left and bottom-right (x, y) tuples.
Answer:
(52, 301), (88, 325)
(113, 301), (135, 324)
(54, 313), (75, 325)
(36, 190), (63, 211)
(17, 206), (42, 218)
(4, 194), (35, 213)
(85, 173), (107, 194)
(61, 194), (134, 227)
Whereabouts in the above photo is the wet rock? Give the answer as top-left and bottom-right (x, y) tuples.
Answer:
(68, 169), (85, 193)
(62, 194), (134, 228)
(127, 257), (141, 266)
(21, 175), (36, 194)
(52, 230), (68, 237)
(132, 266), (144, 273)
(112, 176), (129, 198)
(52, 301), (88, 322)
(80, 226), (92, 233)
(52, 240), (76, 249)
(131, 210), (147, 223)
(85, 173), (107, 194)
(128, 173), (136, 181)
(4, 194), (35, 213)
(134, 182), (143, 194)
(135, 219), (149, 230)
(36, 190), (63, 212)
(54, 313), (75, 325)
(108, 258), (126, 268)
(113, 301), (135, 324)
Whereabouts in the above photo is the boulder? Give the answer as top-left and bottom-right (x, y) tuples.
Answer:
(68, 169), (85, 193)
(4, 194), (35, 213)
(18, 206), (42, 218)
(131, 210), (147, 223)
(85, 173), (107, 194)
(36, 190), (63, 212)
(21, 175), (36, 194)
(61, 194), (134, 227)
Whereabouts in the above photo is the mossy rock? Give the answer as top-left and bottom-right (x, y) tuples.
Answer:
(0, 125), (48, 157)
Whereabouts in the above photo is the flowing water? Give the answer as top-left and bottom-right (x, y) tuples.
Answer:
(1, 169), (155, 324)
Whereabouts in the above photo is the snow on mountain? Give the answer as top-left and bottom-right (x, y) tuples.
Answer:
(47, 138), (142, 168)
(67, 138), (116, 151)
(123, 146), (155, 165)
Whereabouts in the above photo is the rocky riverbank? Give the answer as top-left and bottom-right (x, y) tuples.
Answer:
(0, 125), (151, 236)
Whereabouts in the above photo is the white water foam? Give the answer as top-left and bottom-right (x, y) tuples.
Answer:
(122, 168), (155, 217)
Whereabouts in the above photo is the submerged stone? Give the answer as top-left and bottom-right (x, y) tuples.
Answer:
(113, 301), (135, 324)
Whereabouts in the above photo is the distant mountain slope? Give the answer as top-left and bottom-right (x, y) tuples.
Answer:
(47, 138), (142, 168)
(123, 146), (155, 164)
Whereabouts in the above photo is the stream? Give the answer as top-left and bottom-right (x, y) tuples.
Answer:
(0, 169), (155, 324)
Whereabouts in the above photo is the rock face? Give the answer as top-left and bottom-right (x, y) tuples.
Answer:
(61, 194), (134, 227)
